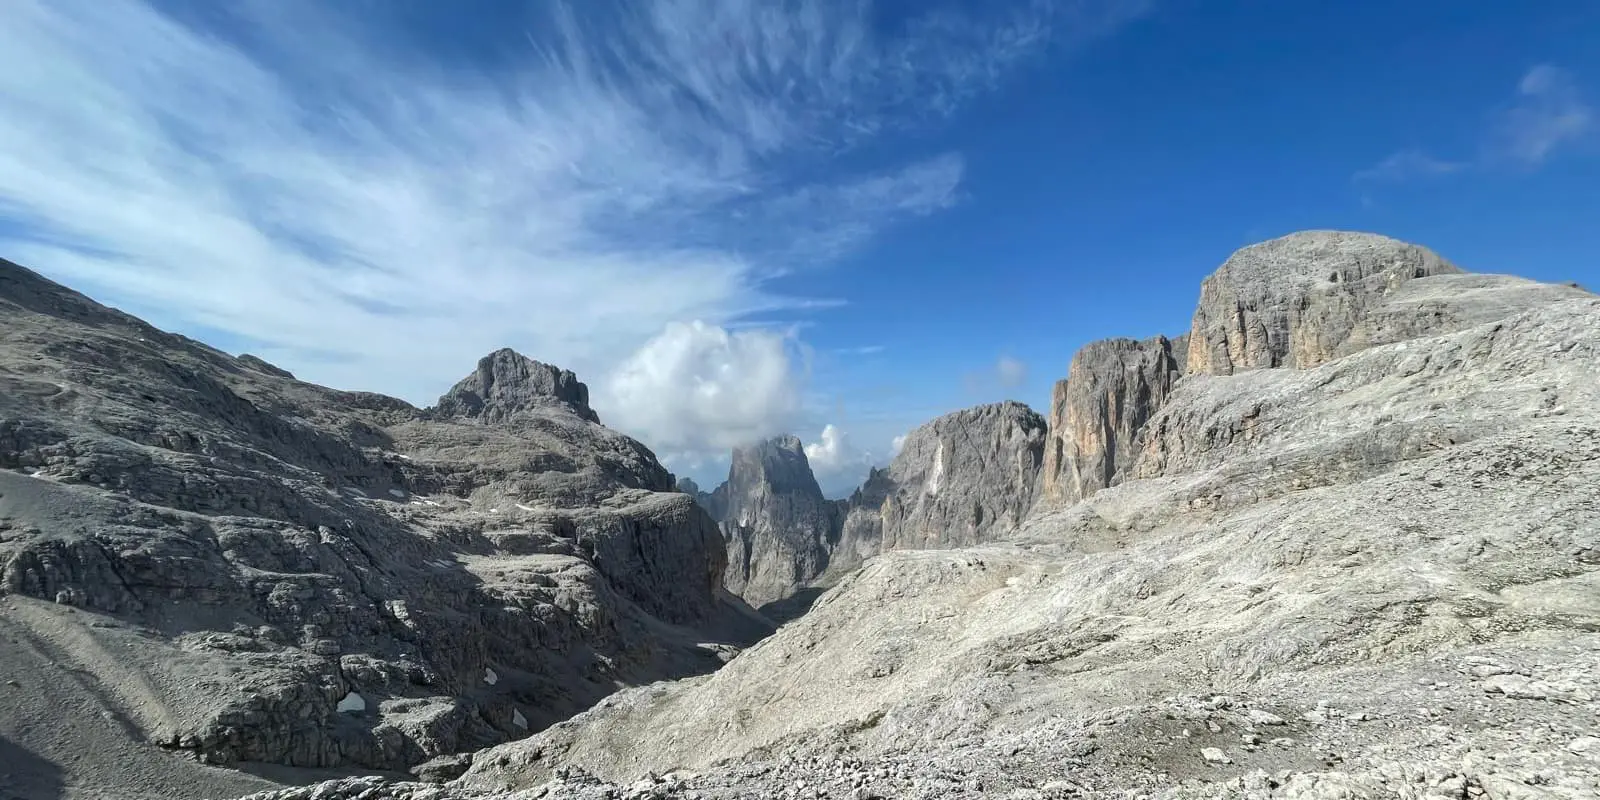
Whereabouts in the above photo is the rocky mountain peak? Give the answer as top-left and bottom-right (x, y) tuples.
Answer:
(1187, 230), (1462, 374)
(701, 435), (836, 609)
(875, 401), (1047, 547)
(428, 348), (600, 424)
(728, 435), (819, 496)
(1040, 333), (1187, 505)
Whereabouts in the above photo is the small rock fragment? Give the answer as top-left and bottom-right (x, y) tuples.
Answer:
(1247, 709), (1286, 726)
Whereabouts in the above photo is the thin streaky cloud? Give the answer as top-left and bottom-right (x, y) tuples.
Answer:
(0, 0), (1144, 457)
(1352, 149), (1465, 184)
(1355, 64), (1593, 191)
(1493, 64), (1594, 166)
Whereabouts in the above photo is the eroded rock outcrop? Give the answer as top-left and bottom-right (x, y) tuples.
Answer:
(1039, 334), (1187, 504)
(0, 257), (765, 778)
(428, 348), (600, 424)
(1039, 232), (1588, 508)
(703, 436), (838, 609)
(700, 404), (1047, 605)
(821, 402), (1046, 579)
(1186, 231), (1461, 375)
(828, 466), (895, 578)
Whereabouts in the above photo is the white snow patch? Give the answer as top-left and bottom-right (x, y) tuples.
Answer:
(515, 504), (534, 512)
(489, 508), (499, 513)
(341, 487), (369, 498)
(387, 488), (406, 499)
(926, 441), (945, 497)
(483, 668), (498, 685)
(424, 500), (441, 507)
(512, 708), (528, 729)
(336, 692), (366, 713)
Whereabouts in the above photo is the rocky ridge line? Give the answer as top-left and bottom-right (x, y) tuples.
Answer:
(0, 255), (768, 787)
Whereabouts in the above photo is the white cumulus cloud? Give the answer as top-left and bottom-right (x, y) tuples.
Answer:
(603, 322), (805, 459)
(802, 423), (883, 497)
(805, 423), (862, 472)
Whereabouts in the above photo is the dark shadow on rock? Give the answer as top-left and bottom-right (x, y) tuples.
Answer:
(0, 736), (64, 800)
(232, 761), (405, 787)
(758, 587), (827, 626)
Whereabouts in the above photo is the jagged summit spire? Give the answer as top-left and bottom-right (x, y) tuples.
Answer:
(429, 348), (599, 424)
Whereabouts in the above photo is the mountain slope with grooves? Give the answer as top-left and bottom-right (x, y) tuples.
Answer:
(0, 256), (769, 795)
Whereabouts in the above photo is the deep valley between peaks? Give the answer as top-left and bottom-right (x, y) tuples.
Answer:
(2, 230), (1598, 799)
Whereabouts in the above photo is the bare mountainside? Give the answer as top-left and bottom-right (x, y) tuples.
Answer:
(696, 403), (1049, 613)
(6, 231), (1600, 800)
(247, 230), (1600, 800)
(0, 257), (769, 798)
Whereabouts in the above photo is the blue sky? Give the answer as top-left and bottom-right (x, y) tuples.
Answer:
(1, 0), (1596, 496)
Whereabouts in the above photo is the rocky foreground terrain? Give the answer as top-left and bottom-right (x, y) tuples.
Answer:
(3, 231), (1599, 799)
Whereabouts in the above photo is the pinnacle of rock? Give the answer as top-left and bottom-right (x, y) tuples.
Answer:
(707, 435), (836, 609)
(1040, 334), (1187, 505)
(871, 400), (1047, 552)
(428, 347), (600, 424)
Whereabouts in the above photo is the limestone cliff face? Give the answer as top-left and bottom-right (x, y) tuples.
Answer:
(816, 402), (1046, 581)
(707, 436), (839, 609)
(703, 404), (1048, 601)
(1186, 231), (1461, 375)
(1133, 270), (1595, 486)
(877, 402), (1047, 552)
(1039, 335), (1187, 505)
(827, 467), (893, 578)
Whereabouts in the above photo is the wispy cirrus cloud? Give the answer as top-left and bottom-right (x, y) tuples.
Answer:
(1356, 64), (1593, 186)
(1352, 149), (1466, 184)
(1491, 64), (1594, 166)
(834, 344), (887, 356)
(0, 0), (1141, 460)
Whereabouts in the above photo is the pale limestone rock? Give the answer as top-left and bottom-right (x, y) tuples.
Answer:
(703, 436), (838, 609)
(1040, 335), (1186, 504)
(0, 256), (766, 776)
(1186, 230), (1461, 375)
